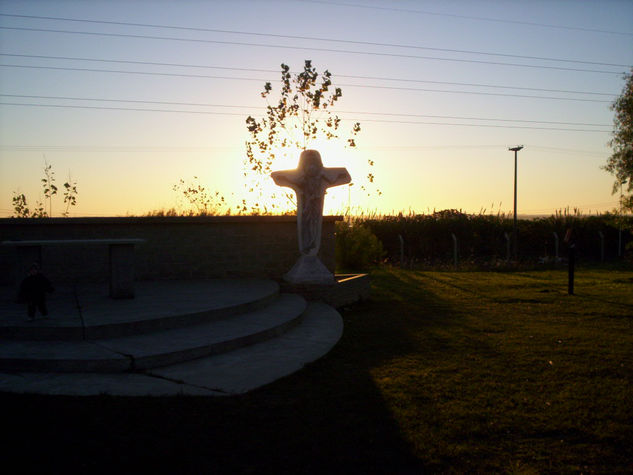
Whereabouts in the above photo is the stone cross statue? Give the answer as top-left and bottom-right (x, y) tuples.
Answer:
(271, 149), (351, 284)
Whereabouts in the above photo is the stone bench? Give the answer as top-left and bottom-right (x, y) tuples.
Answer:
(2, 239), (145, 299)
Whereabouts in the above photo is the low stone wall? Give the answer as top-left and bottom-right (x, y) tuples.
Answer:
(0, 216), (340, 285)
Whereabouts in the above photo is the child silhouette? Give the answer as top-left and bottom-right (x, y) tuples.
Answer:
(18, 263), (54, 321)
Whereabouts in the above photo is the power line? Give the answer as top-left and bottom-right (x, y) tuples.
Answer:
(0, 94), (611, 127)
(0, 144), (610, 156)
(0, 53), (617, 97)
(0, 102), (611, 132)
(0, 64), (613, 103)
(0, 13), (629, 67)
(0, 93), (259, 111)
(341, 76), (613, 97)
(340, 109), (609, 127)
(0, 53), (282, 74)
(299, 0), (633, 37)
(0, 101), (247, 117)
(368, 144), (609, 155)
(0, 145), (241, 152)
(528, 145), (610, 155)
(340, 82), (611, 103)
(0, 26), (626, 75)
(356, 117), (609, 132)
(0, 63), (265, 82)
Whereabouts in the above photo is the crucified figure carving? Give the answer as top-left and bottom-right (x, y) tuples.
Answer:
(271, 150), (351, 284)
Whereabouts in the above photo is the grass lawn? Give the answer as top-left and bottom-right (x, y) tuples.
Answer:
(4, 266), (633, 474)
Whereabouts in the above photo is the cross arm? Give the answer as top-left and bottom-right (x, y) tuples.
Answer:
(322, 167), (352, 188)
(271, 169), (302, 190)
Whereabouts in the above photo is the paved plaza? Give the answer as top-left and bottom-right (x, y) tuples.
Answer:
(0, 280), (343, 396)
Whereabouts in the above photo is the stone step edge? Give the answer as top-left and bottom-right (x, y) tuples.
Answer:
(84, 290), (282, 340)
(0, 295), (307, 373)
(0, 288), (280, 342)
(0, 302), (344, 397)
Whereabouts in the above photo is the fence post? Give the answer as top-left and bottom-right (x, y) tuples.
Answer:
(504, 232), (511, 263)
(398, 234), (405, 267)
(553, 232), (559, 263)
(618, 225), (622, 258)
(451, 233), (458, 268)
(568, 245), (575, 295)
(598, 231), (605, 263)
(565, 228), (575, 295)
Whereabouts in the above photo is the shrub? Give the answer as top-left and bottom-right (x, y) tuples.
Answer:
(336, 221), (384, 271)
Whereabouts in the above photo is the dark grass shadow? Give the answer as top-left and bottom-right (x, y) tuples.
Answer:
(2, 269), (473, 474)
(576, 295), (633, 312)
(4, 268), (632, 473)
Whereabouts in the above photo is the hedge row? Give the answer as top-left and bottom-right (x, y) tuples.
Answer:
(354, 210), (632, 266)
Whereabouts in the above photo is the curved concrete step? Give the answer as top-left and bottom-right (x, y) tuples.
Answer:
(150, 301), (344, 395)
(0, 294), (306, 373)
(0, 280), (279, 341)
(0, 301), (343, 396)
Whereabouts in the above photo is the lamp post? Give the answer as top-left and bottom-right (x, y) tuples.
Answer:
(509, 145), (523, 261)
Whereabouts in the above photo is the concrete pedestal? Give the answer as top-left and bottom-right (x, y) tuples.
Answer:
(283, 255), (336, 285)
(280, 273), (370, 308)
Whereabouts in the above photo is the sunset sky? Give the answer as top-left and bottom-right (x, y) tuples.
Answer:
(1, 0), (632, 217)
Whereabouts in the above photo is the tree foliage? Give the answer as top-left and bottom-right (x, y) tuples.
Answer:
(243, 60), (373, 213)
(605, 68), (633, 211)
(245, 60), (360, 174)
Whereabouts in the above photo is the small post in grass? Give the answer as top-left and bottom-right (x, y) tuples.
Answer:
(598, 231), (605, 263)
(451, 233), (458, 269)
(565, 228), (575, 295)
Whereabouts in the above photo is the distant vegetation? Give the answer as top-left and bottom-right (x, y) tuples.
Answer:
(139, 204), (632, 270)
(171, 177), (227, 215)
(338, 209), (632, 269)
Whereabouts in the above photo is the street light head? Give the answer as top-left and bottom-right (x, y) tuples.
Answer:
(509, 145), (524, 152)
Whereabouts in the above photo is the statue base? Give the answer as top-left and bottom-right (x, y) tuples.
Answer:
(280, 273), (370, 308)
(283, 255), (336, 285)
